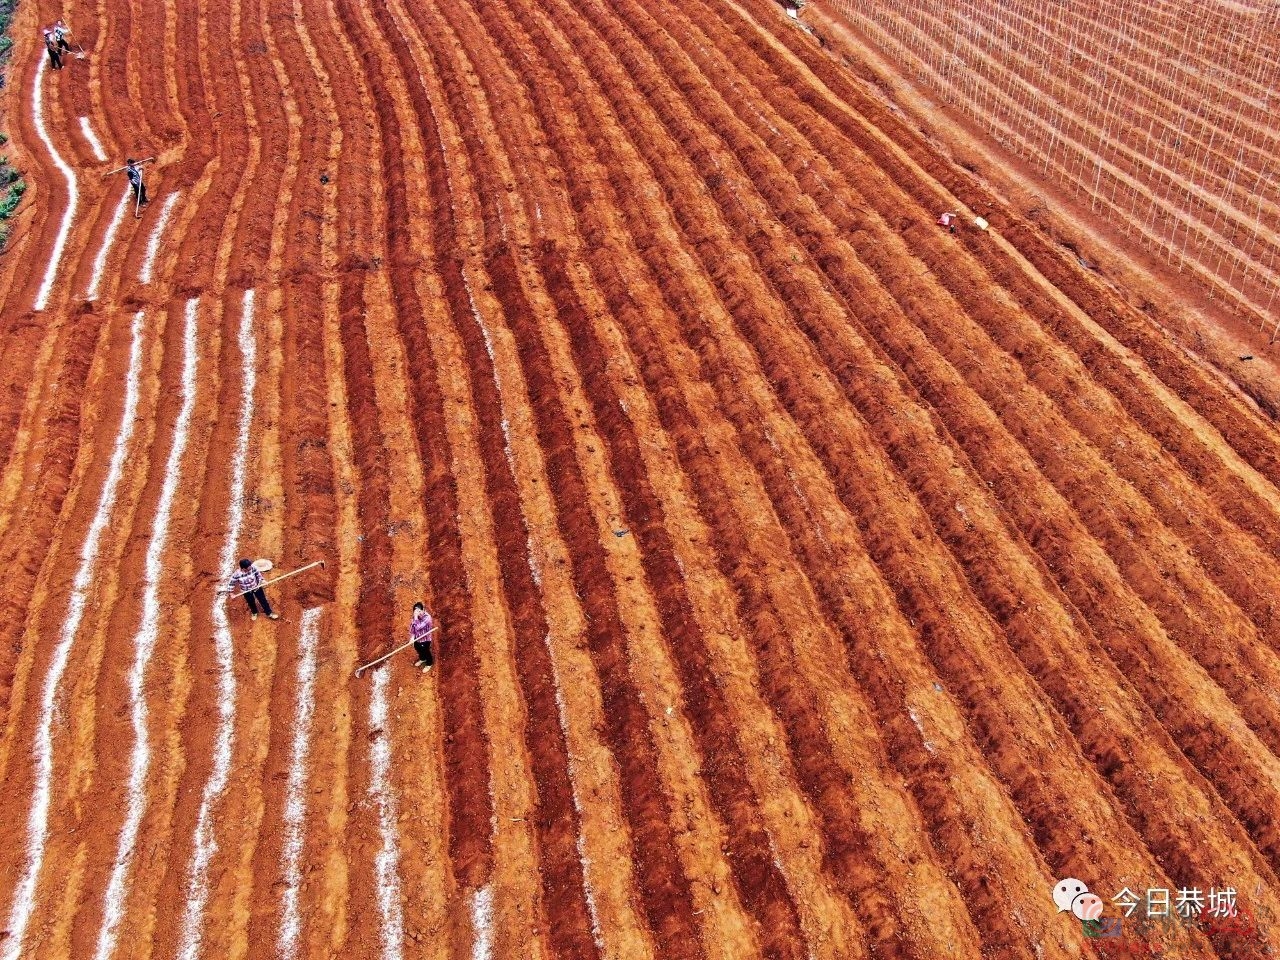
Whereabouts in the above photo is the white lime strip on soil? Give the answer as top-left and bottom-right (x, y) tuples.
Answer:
(85, 187), (132, 301)
(93, 299), (200, 960)
(1, 310), (146, 960)
(471, 885), (495, 960)
(278, 607), (323, 960)
(176, 289), (256, 960)
(138, 192), (180, 284)
(79, 116), (108, 161)
(33, 56), (80, 311)
(370, 667), (405, 960)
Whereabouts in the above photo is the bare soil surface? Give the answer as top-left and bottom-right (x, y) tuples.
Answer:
(1, 0), (1279, 957)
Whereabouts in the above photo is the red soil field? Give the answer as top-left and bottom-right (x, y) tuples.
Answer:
(821, 0), (1280, 322)
(1, 0), (1279, 957)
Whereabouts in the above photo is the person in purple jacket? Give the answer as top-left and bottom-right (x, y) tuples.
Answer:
(229, 558), (278, 621)
(411, 602), (436, 671)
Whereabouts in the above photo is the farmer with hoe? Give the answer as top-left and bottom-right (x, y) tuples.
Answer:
(228, 558), (279, 621)
(125, 159), (150, 207)
(411, 602), (436, 671)
(42, 29), (64, 70)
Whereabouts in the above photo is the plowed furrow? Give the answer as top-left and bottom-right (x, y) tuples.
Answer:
(133, 0), (180, 146)
(551, 236), (870, 954)
(0, 309), (152, 960)
(142, 290), (244, 958)
(331, 0), (495, 919)
(434, 218), (654, 958)
(226, 0), (292, 285)
(593, 0), (1280, 919)
(483, 245), (716, 960)
(62, 299), (198, 960)
(414, 2), (780, 953)
(315, 278), (360, 960)
(538, 247), (816, 960)
(378, 7), (597, 954)
(366, 261), (460, 954)
(724, 0), (1280, 485)
(238, 0), (341, 940)
(162, 0), (330, 932)
(449, 6), (820, 955)
(0, 312), (105, 728)
(497, 2), (1006, 955)
(167, 0), (254, 291)
(81, 0), (126, 152)
(652, 0), (1280, 881)
(244, 278), (335, 957)
(52, 54), (95, 166)
(679, 0), (1280, 576)
(74, 299), (216, 960)
(331, 270), (402, 954)
(0, 317), (45, 538)
(242, 0), (342, 939)
(366, 5), (588, 957)
(156, 0), (190, 150)
(407, 269), (562, 959)
(471, 13), (860, 942)
(289, 0), (409, 945)
(441, 229), (660, 942)
(78, 0), (270, 947)
(154, 0), (220, 295)
(524, 1), (1280, 957)
(466, 10), (861, 952)
(121, 0), (158, 147)
(0, 64), (118, 567)
(167, 0), (299, 935)
(650, 0), (1280, 865)
(11, 0), (1280, 956)
(179, 292), (261, 960)
(0, 69), (55, 314)
(259, 10), (336, 608)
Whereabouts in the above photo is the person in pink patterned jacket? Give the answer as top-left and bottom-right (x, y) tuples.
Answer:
(411, 602), (436, 671)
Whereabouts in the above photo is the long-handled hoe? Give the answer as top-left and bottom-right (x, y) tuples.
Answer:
(355, 626), (437, 679)
(224, 558), (327, 599)
(102, 156), (155, 218)
(102, 157), (155, 177)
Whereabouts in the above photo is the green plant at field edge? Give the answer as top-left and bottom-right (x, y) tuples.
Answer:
(0, 0), (23, 249)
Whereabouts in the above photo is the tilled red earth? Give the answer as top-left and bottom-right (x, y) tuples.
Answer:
(821, 0), (1280, 322)
(1, 0), (1278, 957)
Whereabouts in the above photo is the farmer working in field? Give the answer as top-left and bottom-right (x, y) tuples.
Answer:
(125, 159), (149, 206)
(53, 20), (72, 55)
(229, 558), (279, 621)
(43, 29), (64, 70)
(411, 602), (435, 671)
